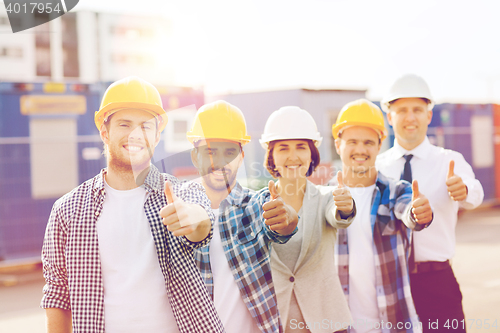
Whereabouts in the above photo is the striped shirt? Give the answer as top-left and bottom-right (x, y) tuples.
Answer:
(41, 165), (225, 333)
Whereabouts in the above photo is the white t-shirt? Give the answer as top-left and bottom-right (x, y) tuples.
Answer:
(96, 180), (179, 333)
(210, 208), (261, 333)
(346, 185), (381, 333)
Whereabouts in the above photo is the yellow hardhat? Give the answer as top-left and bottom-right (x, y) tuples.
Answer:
(332, 99), (388, 141)
(187, 100), (251, 145)
(94, 76), (168, 131)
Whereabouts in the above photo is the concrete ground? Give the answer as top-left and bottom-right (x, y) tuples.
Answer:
(0, 207), (499, 333)
(452, 208), (500, 332)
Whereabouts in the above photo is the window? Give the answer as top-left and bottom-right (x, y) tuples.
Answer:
(163, 105), (197, 153)
(0, 47), (23, 58)
(62, 13), (80, 78)
(0, 16), (9, 26)
(173, 120), (188, 141)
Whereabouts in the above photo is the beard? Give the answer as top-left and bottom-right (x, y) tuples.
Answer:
(202, 167), (238, 192)
(107, 142), (153, 178)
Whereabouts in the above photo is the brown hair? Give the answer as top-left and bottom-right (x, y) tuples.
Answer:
(264, 139), (320, 178)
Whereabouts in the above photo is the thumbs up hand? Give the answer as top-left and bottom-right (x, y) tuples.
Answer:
(262, 180), (298, 235)
(410, 180), (433, 225)
(446, 160), (468, 201)
(269, 180), (279, 200)
(332, 171), (354, 214)
(160, 181), (211, 242)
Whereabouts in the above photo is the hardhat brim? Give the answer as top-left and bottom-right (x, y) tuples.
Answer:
(259, 136), (322, 149)
(381, 96), (435, 113)
(187, 133), (251, 145)
(95, 102), (168, 132)
(332, 121), (387, 141)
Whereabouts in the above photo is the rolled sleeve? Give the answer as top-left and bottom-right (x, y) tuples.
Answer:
(40, 202), (71, 310)
(264, 224), (298, 244)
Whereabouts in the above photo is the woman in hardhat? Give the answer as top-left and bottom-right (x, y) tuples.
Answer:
(260, 107), (354, 333)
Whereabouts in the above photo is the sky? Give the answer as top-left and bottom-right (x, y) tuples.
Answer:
(76, 0), (500, 103)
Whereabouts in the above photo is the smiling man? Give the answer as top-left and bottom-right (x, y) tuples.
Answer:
(41, 77), (224, 333)
(377, 74), (484, 332)
(332, 99), (433, 333)
(188, 100), (299, 333)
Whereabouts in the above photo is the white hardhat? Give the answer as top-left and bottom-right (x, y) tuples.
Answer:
(381, 74), (434, 112)
(260, 106), (323, 149)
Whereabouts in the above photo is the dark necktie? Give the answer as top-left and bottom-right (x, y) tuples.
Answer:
(401, 154), (416, 272)
(402, 154), (414, 183)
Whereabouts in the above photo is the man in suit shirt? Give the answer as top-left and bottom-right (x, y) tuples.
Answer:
(377, 74), (484, 332)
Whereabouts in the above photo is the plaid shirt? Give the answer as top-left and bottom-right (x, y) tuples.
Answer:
(41, 165), (225, 333)
(336, 172), (426, 333)
(195, 183), (295, 333)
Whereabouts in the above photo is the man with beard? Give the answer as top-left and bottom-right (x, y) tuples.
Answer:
(188, 100), (299, 333)
(332, 99), (433, 333)
(41, 77), (224, 333)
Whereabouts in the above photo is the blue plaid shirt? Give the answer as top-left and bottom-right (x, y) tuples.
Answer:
(336, 172), (429, 333)
(195, 183), (296, 333)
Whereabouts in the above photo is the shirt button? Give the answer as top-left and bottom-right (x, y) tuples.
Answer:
(95, 211), (99, 216)
(289, 276), (295, 282)
(250, 231), (255, 237)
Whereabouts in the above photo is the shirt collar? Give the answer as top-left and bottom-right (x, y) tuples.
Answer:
(92, 169), (106, 197)
(393, 136), (431, 161)
(221, 182), (248, 208)
(143, 164), (165, 193)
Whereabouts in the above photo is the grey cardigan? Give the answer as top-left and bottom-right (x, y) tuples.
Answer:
(271, 180), (353, 333)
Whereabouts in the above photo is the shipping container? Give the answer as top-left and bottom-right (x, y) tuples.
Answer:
(430, 104), (496, 203)
(0, 82), (103, 262)
(0, 81), (205, 263)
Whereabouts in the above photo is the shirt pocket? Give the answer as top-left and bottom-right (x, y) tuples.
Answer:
(235, 214), (263, 244)
(234, 216), (270, 266)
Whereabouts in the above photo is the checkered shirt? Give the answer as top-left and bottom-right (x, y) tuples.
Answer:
(41, 165), (225, 333)
(336, 172), (426, 333)
(195, 183), (296, 333)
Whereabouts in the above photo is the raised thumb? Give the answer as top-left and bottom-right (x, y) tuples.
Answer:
(337, 171), (344, 188)
(269, 180), (279, 200)
(447, 160), (455, 179)
(412, 180), (420, 200)
(164, 181), (177, 204)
